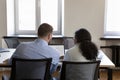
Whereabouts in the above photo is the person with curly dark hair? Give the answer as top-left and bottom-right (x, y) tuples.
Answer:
(64, 28), (98, 61)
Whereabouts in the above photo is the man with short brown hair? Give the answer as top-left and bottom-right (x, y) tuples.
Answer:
(10, 23), (60, 77)
(38, 23), (53, 37)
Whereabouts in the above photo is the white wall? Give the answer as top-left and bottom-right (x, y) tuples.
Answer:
(0, 0), (7, 47)
(0, 0), (107, 49)
(64, 0), (105, 49)
(1, 0), (119, 59)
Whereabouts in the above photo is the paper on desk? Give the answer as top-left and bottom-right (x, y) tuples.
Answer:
(0, 48), (9, 53)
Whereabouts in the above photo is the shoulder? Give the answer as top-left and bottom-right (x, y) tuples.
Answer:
(19, 41), (34, 46)
(16, 42), (33, 50)
(64, 45), (78, 59)
(66, 45), (79, 54)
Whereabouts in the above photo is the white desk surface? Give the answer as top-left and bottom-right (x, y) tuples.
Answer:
(0, 49), (115, 68)
(0, 49), (15, 65)
(97, 50), (115, 68)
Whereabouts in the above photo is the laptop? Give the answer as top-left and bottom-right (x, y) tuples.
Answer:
(49, 44), (65, 57)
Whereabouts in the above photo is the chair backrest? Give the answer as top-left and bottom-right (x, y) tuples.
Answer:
(3, 37), (20, 48)
(10, 58), (52, 80)
(63, 37), (74, 49)
(60, 60), (100, 80)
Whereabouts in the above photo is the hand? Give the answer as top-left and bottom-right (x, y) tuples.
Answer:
(59, 56), (64, 59)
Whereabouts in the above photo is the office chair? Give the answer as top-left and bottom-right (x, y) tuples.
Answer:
(60, 60), (100, 80)
(2, 58), (52, 80)
(3, 37), (20, 48)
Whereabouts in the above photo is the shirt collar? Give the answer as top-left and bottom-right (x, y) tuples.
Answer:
(35, 38), (48, 46)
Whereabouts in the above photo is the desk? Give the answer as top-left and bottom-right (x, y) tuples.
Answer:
(97, 50), (115, 68)
(0, 49), (115, 80)
(98, 50), (115, 80)
(0, 49), (15, 65)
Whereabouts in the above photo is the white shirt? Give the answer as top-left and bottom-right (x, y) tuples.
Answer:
(64, 44), (89, 62)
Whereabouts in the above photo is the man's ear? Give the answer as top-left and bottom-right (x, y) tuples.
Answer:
(48, 33), (50, 40)
(48, 33), (52, 40)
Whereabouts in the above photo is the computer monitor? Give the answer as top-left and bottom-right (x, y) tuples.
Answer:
(64, 37), (75, 49)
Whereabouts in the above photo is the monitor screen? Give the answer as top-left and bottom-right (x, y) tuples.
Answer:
(49, 44), (64, 56)
(64, 37), (75, 49)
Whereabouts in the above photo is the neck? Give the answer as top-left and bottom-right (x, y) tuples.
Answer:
(39, 37), (49, 43)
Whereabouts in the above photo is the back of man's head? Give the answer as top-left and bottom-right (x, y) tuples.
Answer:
(37, 23), (53, 38)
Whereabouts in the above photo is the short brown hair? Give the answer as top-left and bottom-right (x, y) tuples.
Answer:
(37, 23), (53, 37)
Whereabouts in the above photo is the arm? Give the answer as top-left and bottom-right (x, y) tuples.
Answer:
(50, 63), (58, 74)
(64, 51), (71, 61)
(8, 43), (24, 64)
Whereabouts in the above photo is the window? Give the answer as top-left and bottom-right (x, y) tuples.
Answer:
(7, 0), (63, 35)
(105, 0), (120, 36)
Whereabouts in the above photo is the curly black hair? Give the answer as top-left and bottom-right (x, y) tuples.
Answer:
(75, 28), (98, 60)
